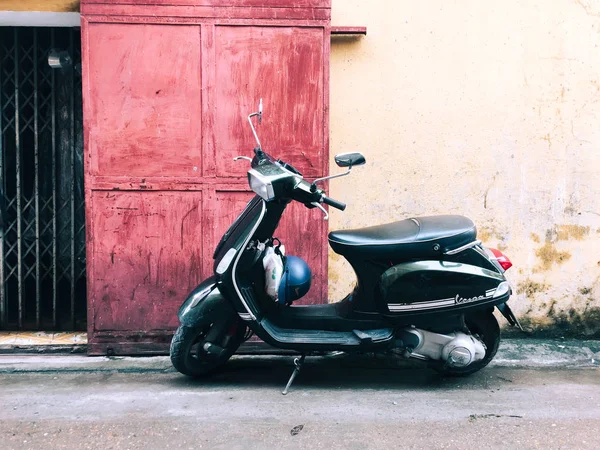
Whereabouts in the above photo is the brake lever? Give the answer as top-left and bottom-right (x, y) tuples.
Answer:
(233, 156), (253, 162)
(311, 202), (329, 221)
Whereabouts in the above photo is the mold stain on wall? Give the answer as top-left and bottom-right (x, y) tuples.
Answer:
(510, 224), (598, 336)
(518, 305), (600, 338)
(477, 225), (509, 251)
(515, 277), (600, 337)
(517, 279), (548, 298)
(555, 224), (590, 241)
(534, 242), (571, 272)
(532, 224), (590, 272)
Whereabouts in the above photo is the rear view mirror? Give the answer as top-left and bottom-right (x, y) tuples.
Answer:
(334, 152), (366, 168)
(312, 152), (366, 190)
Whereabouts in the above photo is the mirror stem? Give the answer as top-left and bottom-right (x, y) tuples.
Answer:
(310, 166), (352, 192)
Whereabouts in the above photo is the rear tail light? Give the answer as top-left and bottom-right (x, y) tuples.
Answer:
(488, 248), (513, 271)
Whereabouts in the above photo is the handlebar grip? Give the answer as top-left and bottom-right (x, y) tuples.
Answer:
(322, 195), (346, 211)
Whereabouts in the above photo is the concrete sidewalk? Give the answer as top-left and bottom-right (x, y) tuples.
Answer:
(0, 338), (599, 373)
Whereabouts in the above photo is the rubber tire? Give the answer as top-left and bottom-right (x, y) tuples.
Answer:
(170, 320), (247, 378)
(432, 311), (500, 377)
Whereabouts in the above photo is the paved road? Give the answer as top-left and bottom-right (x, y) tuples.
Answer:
(1, 355), (599, 449)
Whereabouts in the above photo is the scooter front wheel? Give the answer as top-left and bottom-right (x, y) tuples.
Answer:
(432, 310), (500, 377)
(170, 319), (247, 378)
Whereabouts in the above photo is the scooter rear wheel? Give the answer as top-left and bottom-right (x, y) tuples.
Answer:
(170, 319), (247, 378)
(433, 310), (500, 377)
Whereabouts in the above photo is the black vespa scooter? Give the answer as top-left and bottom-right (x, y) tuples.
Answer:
(170, 102), (522, 392)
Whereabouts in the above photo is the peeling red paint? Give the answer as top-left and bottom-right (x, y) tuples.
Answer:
(214, 26), (325, 177)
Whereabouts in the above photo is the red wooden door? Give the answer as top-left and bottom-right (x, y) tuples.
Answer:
(81, 1), (331, 354)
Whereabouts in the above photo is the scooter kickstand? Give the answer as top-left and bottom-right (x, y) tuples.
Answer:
(282, 354), (306, 395)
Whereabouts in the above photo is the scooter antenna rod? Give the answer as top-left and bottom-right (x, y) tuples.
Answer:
(248, 98), (263, 150)
(247, 113), (262, 150)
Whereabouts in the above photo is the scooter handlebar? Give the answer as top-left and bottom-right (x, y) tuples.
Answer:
(321, 195), (346, 211)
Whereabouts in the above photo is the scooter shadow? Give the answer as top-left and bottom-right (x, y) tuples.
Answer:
(168, 354), (493, 391)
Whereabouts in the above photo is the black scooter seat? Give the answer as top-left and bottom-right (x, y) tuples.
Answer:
(328, 215), (476, 260)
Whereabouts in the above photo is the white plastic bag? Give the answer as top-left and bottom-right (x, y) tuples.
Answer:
(263, 244), (285, 301)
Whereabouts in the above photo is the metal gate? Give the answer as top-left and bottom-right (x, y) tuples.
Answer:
(0, 27), (85, 331)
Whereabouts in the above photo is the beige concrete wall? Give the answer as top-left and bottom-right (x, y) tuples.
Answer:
(329, 0), (600, 335)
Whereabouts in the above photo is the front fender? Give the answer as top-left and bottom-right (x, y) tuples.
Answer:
(177, 276), (233, 327)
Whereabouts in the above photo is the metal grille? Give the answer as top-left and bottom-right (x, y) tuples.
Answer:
(0, 27), (85, 331)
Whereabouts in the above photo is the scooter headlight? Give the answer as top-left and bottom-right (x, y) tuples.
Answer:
(248, 169), (275, 201)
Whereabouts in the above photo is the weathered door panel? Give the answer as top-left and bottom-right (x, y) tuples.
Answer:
(214, 26), (324, 178)
(82, 0), (331, 354)
(87, 24), (202, 177)
(91, 191), (203, 331)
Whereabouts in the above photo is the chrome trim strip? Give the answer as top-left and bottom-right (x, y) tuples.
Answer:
(444, 240), (482, 255)
(475, 244), (507, 273)
(473, 243), (488, 257)
(238, 313), (252, 321)
(389, 297), (455, 308)
(388, 299), (456, 311)
(231, 200), (266, 322)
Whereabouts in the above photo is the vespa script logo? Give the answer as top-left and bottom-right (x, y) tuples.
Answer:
(454, 292), (491, 305)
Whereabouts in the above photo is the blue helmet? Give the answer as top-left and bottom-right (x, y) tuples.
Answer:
(278, 256), (312, 305)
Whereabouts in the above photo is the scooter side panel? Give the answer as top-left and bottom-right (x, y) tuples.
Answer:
(381, 260), (506, 315)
